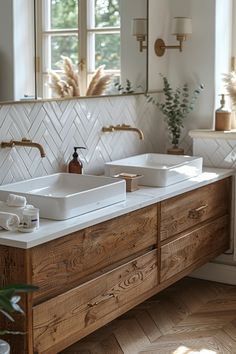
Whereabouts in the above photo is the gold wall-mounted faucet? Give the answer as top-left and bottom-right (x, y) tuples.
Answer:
(102, 124), (144, 140)
(1, 138), (46, 157)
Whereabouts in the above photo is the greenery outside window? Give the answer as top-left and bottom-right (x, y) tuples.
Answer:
(36, 0), (121, 98)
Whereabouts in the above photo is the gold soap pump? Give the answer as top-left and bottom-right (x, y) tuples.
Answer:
(215, 94), (231, 131)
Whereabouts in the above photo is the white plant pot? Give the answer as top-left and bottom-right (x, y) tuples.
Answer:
(0, 340), (10, 354)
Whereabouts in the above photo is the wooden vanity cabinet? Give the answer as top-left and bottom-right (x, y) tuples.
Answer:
(0, 177), (232, 354)
(161, 215), (229, 282)
(33, 250), (158, 354)
(0, 205), (159, 354)
(31, 205), (158, 304)
(160, 178), (230, 241)
(160, 177), (231, 283)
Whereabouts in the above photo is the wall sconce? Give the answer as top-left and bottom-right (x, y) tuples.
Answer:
(154, 17), (192, 57)
(132, 18), (147, 52)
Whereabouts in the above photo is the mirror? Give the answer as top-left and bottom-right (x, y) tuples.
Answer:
(0, 0), (148, 104)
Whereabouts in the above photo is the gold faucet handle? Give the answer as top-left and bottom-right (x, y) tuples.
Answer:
(121, 124), (131, 128)
(22, 138), (32, 143)
(102, 126), (115, 132)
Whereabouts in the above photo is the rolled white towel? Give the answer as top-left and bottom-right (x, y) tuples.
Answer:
(6, 194), (27, 207)
(0, 201), (25, 222)
(0, 212), (20, 231)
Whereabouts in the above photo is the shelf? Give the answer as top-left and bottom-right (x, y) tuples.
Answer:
(189, 129), (236, 140)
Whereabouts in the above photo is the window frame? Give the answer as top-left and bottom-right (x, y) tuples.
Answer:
(35, 0), (121, 98)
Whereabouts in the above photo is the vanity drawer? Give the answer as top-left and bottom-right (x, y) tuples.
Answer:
(160, 178), (231, 241)
(160, 214), (230, 282)
(32, 205), (158, 303)
(33, 250), (158, 354)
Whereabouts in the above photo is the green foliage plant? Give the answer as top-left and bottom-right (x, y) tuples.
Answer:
(114, 79), (134, 94)
(0, 284), (38, 335)
(146, 75), (204, 147)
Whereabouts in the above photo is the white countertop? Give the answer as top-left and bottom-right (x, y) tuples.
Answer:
(0, 167), (234, 249)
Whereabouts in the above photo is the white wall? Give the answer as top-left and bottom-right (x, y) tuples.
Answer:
(148, 0), (232, 131)
(0, 0), (14, 101)
(13, 0), (35, 100)
(168, 0), (216, 130)
(148, 0), (170, 90)
(120, 0), (147, 90)
(0, 0), (35, 101)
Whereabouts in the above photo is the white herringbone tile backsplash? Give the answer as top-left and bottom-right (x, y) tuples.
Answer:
(0, 95), (166, 185)
(193, 137), (236, 168)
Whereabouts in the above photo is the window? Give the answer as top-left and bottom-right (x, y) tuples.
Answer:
(215, 0), (234, 107)
(35, 0), (121, 98)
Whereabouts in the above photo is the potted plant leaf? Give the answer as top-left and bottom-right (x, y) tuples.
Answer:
(0, 284), (38, 353)
(147, 75), (204, 154)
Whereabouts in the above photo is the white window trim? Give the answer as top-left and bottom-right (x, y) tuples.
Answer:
(36, 0), (121, 97)
(232, 0), (236, 68)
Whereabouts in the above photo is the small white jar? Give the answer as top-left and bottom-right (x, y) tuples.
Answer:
(22, 207), (39, 232)
(0, 340), (10, 354)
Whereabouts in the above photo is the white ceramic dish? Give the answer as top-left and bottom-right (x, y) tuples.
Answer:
(0, 340), (10, 354)
(0, 173), (126, 220)
(105, 153), (203, 187)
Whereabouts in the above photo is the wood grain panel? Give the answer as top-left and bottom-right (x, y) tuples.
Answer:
(160, 177), (231, 241)
(32, 205), (158, 303)
(161, 214), (230, 282)
(0, 247), (33, 354)
(60, 278), (236, 354)
(33, 250), (158, 354)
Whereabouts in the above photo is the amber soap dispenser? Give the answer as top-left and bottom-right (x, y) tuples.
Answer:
(68, 147), (86, 174)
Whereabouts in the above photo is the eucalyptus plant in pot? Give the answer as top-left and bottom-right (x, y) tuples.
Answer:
(0, 284), (37, 353)
(147, 75), (204, 154)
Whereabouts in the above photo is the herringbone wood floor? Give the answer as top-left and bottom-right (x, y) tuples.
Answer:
(61, 277), (236, 354)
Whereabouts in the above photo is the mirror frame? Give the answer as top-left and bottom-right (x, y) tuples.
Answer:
(0, 0), (151, 106)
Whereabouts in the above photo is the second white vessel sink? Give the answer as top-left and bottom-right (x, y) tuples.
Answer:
(0, 173), (126, 220)
(105, 153), (203, 187)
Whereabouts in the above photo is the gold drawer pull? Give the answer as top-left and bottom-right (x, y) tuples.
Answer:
(88, 293), (115, 307)
(188, 204), (208, 219)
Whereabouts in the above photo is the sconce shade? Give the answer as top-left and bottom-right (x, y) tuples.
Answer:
(171, 17), (192, 35)
(132, 18), (147, 36)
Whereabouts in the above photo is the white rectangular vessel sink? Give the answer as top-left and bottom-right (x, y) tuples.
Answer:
(105, 153), (203, 187)
(0, 173), (126, 220)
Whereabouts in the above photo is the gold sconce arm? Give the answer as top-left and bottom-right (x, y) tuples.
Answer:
(154, 36), (186, 57)
(1, 138), (46, 158)
(136, 35), (147, 52)
(155, 17), (192, 57)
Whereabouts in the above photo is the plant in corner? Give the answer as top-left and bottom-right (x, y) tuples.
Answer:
(0, 284), (38, 353)
(146, 75), (204, 153)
